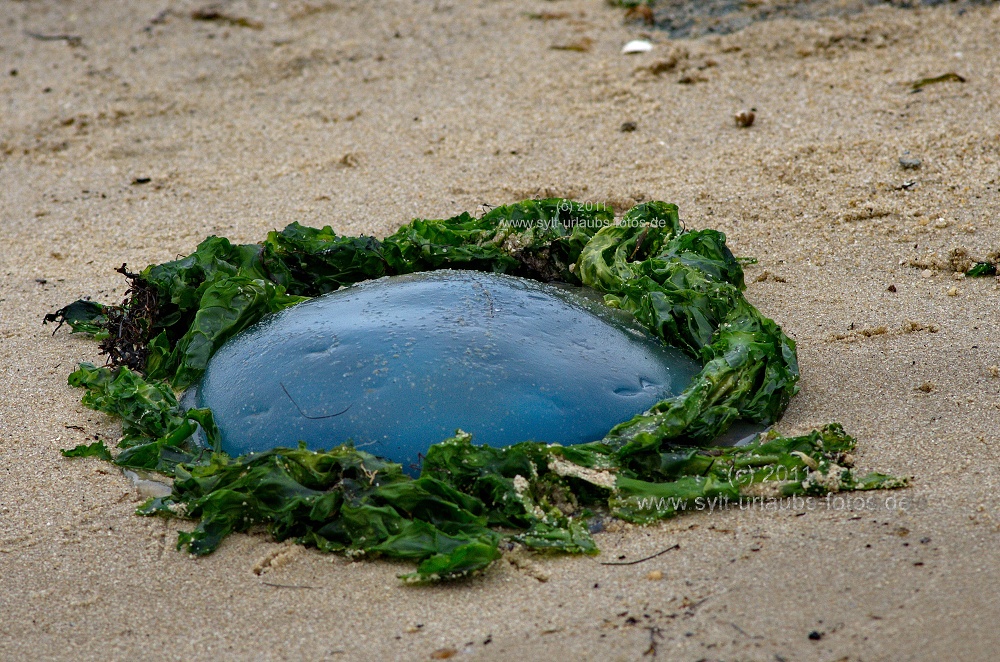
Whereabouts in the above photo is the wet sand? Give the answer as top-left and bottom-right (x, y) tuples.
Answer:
(1, 1), (998, 659)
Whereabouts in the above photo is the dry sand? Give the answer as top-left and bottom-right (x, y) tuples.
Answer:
(2, 0), (999, 659)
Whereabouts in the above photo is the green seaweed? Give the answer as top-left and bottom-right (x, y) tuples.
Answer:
(43, 299), (107, 336)
(54, 199), (907, 582)
(966, 261), (997, 278)
(61, 439), (113, 461)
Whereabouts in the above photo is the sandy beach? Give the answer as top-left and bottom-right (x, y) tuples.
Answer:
(2, 0), (998, 659)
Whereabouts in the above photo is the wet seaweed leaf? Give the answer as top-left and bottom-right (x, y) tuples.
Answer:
(608, 424), (905, 523)
(966, 262), (997, 278)
(262, 222), (388, 296)
(61, 439), (113, 461)
(69, 362), (187, 446)
(43, 300), (107, 335)
(67, 362), (220, 471)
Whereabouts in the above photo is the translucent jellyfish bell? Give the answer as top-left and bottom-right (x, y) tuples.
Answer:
(191, 271), (703, 473)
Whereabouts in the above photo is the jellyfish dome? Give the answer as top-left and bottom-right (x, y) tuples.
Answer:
(192, 270), (702, 473)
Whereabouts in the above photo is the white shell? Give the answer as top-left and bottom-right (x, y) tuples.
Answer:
(622, 40), (653, 54)
(123, 468), (173, 499)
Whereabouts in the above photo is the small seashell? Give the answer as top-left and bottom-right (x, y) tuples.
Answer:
(622, 40), (653, 54)
(123, 469), (173, 499)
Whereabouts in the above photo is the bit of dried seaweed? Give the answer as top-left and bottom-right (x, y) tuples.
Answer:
(911, 72), (965, 91)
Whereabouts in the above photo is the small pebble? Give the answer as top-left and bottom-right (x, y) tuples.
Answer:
(900, 157), (922, 170)
(947, 286), (959, 296)
(620, 121), (637, 132)
(646, 570), (664, 581)
(921, 269), (933, 278)
(734, 109), (755, 128)
(808, 631), (824, 641)
(887, 284), (897, 292)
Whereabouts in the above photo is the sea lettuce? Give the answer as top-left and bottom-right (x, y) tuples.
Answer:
(55, 200), (907, 582)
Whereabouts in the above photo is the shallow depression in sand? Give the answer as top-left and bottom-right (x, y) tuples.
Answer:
(192, 270), (702, 472)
